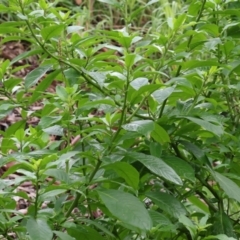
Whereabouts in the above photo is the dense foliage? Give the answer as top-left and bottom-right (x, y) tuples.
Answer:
(1, 0), (240, 239)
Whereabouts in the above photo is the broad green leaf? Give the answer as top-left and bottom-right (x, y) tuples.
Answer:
(97, 189), (152, 231)
(2, 163), (34, 179)
(184, 117), (224, 136)
(179, 140), (212, 167)
(149, 210), (176, 232)
(31, 69), (61, 103)
(149, 142), (162, 158)
(77, 218), (115, 238)
(43, 169), (70, 184)
(162, 156), (195, 182)
(11, 48), (43, 65)
(56, 85), (68, 101)
(204, 234), (236, 240)
(0, 27), (22, 34)
(27, 218), (53, 240)
(146, 192), (187, 218)
(125, 53), (136, 68)
(128, 152), (182, 185)
(151, 123), (170, 144)
(212, 171), (240, 203)
(1, 138), (17, 154)
(146, 0), (159, 6)
(64, 68), (80, 86)
(41, 25), (64, 41)
(0, 59), (10, 77)
(200, 24), (219, 37)
(82, 70), (106, 87)
(122, 120), (154, 135)
(67, 26), (84, 34)
(38, 116), (62, 129)
(98, 0), (120, 6)
(67, 226), (105, 240)
(135, 84), (161, 97)
(104, 162), (139, 189)
(174, 14), (186, 31)
(80, 99), (115, 110)
(130, 77), (148, 90)
(53, 231), (75, 240)
(188, 196), (209, 214)
(182, 60), (219, 69)
(25, 65), (52, 89)
(43, 125), (64, 136)
(39, 189), (67, 202)
(5, 120), (26, 136)
(212, 212), (237, 238)
(58, 151), (79, 162)
(152, 87), (175, 103)
(179, 215), (197, 239)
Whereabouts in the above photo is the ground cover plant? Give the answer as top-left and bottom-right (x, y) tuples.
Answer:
(1, 0), (240, 239)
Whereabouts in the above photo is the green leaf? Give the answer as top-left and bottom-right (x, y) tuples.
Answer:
(199, 24), (219, 37)
(56, 85), (68, 101)
(149, 142), (162, 158)
(151, 123), (170, 144)
(125, 54), (141, 68)
(25, 65), (52, 89)
(38, 116), (62, 129)
(182, 60), (219, 69)
(41, 25), (64, 41)
(0, 27), (22, 34)
(212, 212), (237, 238)
(27, 218), (53, 240)
(97, 189), (152, 232)
(122, 120), (154, 135)
(179, 215), (197, 239)
(43, 125), (64, 136)
(98, 0), (120, 7)
(77, 218), (115, 238)
(184, 117), (224, 136)
(162, 156), (195, 182)
(203, 234), (237, 240)
(67, 26), (84, 34)
(149, 210), (175, 232)
(53, 231), (75, 240)
(39, 189), (67, 202)
(104, 162), (139, 189)
(11, 48), (43, 65)
(80, 99), (115, 110)
(146, 192), (187, 218)
(212, 171), (240, 203)
(43, 169), (70, 184)
(64, 68), (80, 86)
(31, 69), (61, 103)
(179, 140), (212, 167)
(152, 87), (175, 103)
(188, 196), (209, 214)
(67, 226), (105, 240)
(128, 152), (182, 185)
(82, 69), (106, 87)
(130, 77), (148, 90)
(5, 120), (26, 136)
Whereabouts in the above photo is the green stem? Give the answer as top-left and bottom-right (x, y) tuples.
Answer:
(126, 94), (151, 122)
(64, 192), (81, 219)
(88, 158), (102, 183)
(34, 170), (40, 218)
(110, 69), (130, 149)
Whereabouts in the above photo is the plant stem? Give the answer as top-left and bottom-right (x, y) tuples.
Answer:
(110, 68), (130, 149)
